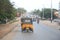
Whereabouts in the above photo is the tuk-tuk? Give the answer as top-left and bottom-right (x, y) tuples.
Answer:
(21, 17), (33, 32)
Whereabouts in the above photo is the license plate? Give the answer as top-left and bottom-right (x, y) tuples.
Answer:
(26, 28), (29, 29)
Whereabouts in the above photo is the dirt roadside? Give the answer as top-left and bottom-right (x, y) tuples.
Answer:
(40, 20), (60, 30)
(0, 17), (20, 39)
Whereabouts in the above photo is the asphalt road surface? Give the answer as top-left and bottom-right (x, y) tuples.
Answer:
(1, 22), (60, 40)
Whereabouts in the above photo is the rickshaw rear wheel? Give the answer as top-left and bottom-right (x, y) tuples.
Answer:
(29, 28), (33, 32)
(31, 29), (33, 32)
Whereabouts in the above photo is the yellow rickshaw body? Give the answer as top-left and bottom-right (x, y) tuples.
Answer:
(21, 18), (33, 32)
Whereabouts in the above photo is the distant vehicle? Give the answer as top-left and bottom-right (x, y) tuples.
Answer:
(32, 18), (36, 22)
(53, 19), (60, 22)
(53, 19), (60, 25)
(41, 18), (46, 20)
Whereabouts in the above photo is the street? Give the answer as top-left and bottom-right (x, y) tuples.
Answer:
(0, 0), (60, 40)
(1, 22), (60, 40)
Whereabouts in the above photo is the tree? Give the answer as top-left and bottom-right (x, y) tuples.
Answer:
(40, 8), (58, 19)
(31, 8), (58, 19)
(0, 0), (16, 23)
(32, 9), (41, 15)
(17, 8), (27, 15)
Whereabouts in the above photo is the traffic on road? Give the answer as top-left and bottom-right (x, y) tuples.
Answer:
(1, 21), (60, 40)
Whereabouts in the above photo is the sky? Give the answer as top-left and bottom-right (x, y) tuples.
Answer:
(10, 0), (60, 12)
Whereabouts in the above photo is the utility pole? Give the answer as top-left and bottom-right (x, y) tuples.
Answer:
(42, 4), (44, 19)
(51, 0), (53, 23)
(43, 8), (44, 19)
(59, 1), (60, 15)
(58, 1), (60, 19)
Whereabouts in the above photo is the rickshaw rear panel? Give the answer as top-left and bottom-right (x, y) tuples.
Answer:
(21, 18), (33, 32)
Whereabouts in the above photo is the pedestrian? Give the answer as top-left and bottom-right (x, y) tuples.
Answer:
(37, 18), (39, 24)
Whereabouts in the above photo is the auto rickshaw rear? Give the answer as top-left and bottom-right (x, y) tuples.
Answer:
(21, 18), (33, 32)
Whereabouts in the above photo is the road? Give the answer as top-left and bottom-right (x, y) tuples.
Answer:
(1, 22), (60, 40)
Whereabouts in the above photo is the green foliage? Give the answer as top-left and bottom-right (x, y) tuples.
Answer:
(41, 8), (51, 18)
(41, 8), (58, 19)
(17, 8), (27, 14)
(31, 8), (58, 19)
(0, 0), (17, 23)
(32, 9), (40, 15)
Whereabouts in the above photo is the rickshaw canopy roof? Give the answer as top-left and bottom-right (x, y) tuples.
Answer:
(21, 17), (33, 24)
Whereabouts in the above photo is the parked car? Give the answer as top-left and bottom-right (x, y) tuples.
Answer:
(53, 19), (60, 22)
(53, 19), (60, 25)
